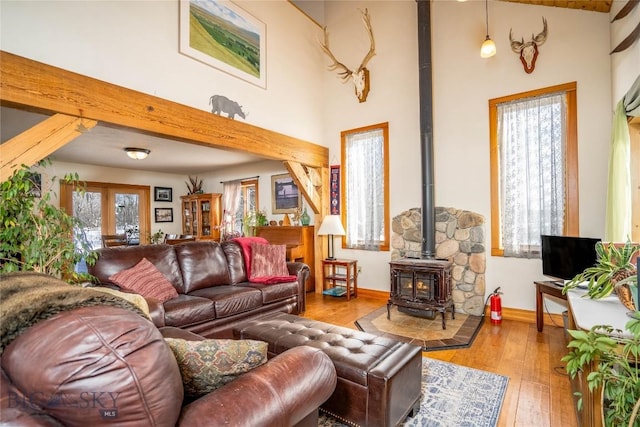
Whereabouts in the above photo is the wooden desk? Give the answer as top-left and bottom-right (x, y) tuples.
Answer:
(534, 280), (567, 332)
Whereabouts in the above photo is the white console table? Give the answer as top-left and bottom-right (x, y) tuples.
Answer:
(567, 288), (633, 338)
(566, 288), (632, 427)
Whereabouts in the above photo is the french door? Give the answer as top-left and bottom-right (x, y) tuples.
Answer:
(60, 182), (150, 249)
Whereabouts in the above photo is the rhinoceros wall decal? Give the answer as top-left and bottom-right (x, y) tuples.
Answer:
(209, 95), (247, 120)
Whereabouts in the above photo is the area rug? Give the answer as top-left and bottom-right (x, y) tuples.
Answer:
(355, 305), (484, 351)
(318, 357), (508, 427)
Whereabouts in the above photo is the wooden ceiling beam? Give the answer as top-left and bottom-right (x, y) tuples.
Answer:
(501, 0), (611, 13)
(0, 113), (97, 182)
(0, 51), (328, 170)
(285, 161), (323, 214)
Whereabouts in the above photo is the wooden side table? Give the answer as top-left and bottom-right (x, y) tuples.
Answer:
(322, 259), (358, 301)
(534, 280), (567, 332)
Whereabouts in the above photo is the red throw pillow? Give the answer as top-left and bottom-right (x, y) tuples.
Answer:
(249, 243), (289, 280)
(108, 258), (179, 303)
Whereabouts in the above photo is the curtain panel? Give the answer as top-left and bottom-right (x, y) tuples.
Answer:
(498, 93), (566, 258)
(605, 73), (640, 241)
(222, 180), (241, 238)
(345, 129), (384, 250)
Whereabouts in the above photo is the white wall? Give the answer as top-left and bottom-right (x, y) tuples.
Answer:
(609, 1), (640, 103)
(200, 160), (316, 226)
(321, 1), (420, 294)
(46, 161), (187, 237)
(0, 0), (325, 144)
(322, 1), (612, 313)
(1, 0), (616, 313)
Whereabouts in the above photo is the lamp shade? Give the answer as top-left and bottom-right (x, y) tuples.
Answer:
(317, 215), (345, 236)
(480, 37), (496, 58)
(124, 147), (150, 160)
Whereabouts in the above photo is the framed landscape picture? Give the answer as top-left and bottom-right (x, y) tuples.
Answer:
(179, 0), (266, 88)
(155, 208), (174, 223)
(271, 173), (301, 214)
(154, 186), (173, 202)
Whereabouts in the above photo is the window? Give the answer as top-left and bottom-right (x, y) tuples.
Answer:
(489, 82), (578, 257)
(236, 179), (258, 232)
(60, 181), (151, 248)
(341, 122), (389, 251)
(220, 178), (259, 237)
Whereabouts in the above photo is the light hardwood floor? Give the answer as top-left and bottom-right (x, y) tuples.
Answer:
(302, 292), (577, 427)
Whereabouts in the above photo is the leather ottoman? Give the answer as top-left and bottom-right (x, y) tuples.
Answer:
(233, 312), (422, 426)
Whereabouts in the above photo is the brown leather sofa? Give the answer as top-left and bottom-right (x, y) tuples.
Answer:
(1, 304), (337, 426)
(88, 240), (309, 338)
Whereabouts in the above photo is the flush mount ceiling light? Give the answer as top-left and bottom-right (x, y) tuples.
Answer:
(480, 0), (496, 58)
(124, 147), (150, 160)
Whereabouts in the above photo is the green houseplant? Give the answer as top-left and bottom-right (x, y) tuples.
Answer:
(563, 316), (640, 427)
(242, 209), (267, 236)
(563, 241), (639, 310)
(0, 162), (96, 282)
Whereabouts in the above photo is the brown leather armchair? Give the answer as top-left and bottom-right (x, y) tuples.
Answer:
(1, 305), (337, 426)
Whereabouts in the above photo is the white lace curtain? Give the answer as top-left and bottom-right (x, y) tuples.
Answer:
(344, 128), (384, 250)
(222, 180), (241, 238)
(498, 93), (566, 258)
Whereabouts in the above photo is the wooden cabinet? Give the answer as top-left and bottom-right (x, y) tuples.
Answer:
(181, 193), (221, 241)
(255, 226), (315, 292)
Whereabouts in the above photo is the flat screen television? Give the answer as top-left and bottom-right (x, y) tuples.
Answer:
(540, 235), (601, 283)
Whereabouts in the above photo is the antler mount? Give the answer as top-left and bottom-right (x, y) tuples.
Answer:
(320, 9), (376, 103)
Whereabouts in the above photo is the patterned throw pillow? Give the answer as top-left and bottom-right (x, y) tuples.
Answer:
(249, 242), (289, 280)
(164, 338), (268, 397)
(108, 258), (179, 303)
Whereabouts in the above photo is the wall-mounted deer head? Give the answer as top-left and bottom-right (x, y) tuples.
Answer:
(320, 9), (375, 103)
(509, 17), (548, 74)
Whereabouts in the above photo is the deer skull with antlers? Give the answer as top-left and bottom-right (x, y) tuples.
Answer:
(509, 17), (548, 74)
(320, 9), (376, 103)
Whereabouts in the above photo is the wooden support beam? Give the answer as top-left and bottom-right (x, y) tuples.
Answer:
(285, 161), (322, 214)
(0, 51), (328, 169)
(0, 113), (97, 181)
(314, 166), (331, 293)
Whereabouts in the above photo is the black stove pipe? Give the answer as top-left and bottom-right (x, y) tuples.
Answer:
(417, 0), (435, 259)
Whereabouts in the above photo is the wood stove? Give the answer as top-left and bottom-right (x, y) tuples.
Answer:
(388, 258), (454, 329)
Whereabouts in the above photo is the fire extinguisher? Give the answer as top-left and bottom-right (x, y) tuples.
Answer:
(489, 287), (503, 325)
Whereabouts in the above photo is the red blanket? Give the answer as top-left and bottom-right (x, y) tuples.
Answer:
(232, 237), (297, 284)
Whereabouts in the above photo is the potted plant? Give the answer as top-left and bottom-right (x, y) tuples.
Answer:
(149, 229), (164, 244)
(242, 209), (267, 236)
(563, 241), (639, 311)
(563, 316), (640, 427)
(0, 162), (96, 282)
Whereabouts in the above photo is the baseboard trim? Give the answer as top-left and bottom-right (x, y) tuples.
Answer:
(357, 288), (388, 300)
(356, 288), (564, 327)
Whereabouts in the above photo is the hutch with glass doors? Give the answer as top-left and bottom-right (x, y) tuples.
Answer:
(180, 193), (222, 241)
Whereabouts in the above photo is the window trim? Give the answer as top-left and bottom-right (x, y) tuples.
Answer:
(340, 122), (390, 251)
(240, 178), (259, 218)
(489, 82), (579, 256)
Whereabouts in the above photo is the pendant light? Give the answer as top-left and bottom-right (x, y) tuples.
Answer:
(480, 0), (496, 58)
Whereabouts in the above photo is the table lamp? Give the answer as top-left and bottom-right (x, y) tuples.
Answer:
(317, 215), (346, 260)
